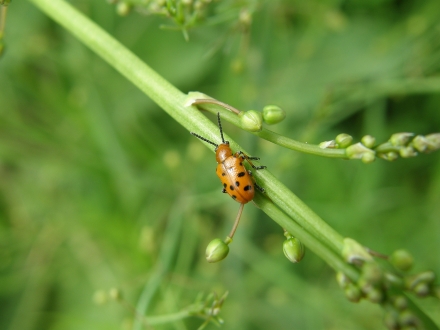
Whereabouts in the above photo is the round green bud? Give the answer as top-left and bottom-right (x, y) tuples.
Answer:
(398, 310), (419, 327)
(390, 132), (414, 146)
(426, 133), (440, 151)
(345, 143), (375, 160)
(405, 271), (435, 290)
(108, 288), (123, 301)
(282, 236), (305, 263)
(384, 272), (404, 288)
(239, 110), (263, 132)
(413, 282), (430, 297)
(361, 135), (376, 148)
(390, 249), (414, 271)
(361, 152), (376, 164)
(344, 283), (362, 303)
(380, 151), (399, 162)
(361, 262), (383, 285)
(411, 135), (429, 152)
(116, 2), (132, 16)
(399, 146), (417, 158)
(366, 288), (383, 303)
(384, 310), (399, 330)
(393, 295), (408, 311)
(335, 133), (353, 148)
(206, 238), (230, 263)
(357, 277), (373, 295)
(262, 105), (286, 125)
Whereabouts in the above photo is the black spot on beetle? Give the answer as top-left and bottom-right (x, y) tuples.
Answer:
(230, 185), (234, 191)
(222, 172), (226, 176)
(244, 185), (252, 191)
(223, 183), (227, 188)
(232, 195), (237, 200)
(238, 172), (245, 177)
(240, 162), (243, 166)
(235, 181), (240, 187)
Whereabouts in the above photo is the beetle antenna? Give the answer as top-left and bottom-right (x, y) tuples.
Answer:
(217, 112), (225, 144)
(190, 132), (218, 148)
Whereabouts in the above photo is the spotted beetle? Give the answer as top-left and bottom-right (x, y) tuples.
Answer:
(191, 113), (266, 204)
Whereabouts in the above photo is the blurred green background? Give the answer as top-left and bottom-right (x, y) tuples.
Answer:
(1, 0), (440, 329)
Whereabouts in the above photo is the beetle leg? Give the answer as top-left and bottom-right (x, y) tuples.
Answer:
(254, 183), (265, 193)
(236, 151), (267, 170)
(222, 188), (227, 193)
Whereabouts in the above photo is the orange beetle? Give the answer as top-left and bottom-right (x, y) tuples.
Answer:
(191, 113), (265, 204)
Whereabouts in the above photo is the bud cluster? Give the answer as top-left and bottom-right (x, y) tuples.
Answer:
(239, 105), (287, 132)
(338, 240), (439, 330)
(320, 131), (440, 163)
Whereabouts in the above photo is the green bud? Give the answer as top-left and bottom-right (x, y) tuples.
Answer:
(411, 135), (429, 152)
(116, 2), (132, 16)
(384, 310), (400, 330)
(319, 140), (336, 149)
(398, 310), (419, 327)
(390, 132), (414, 146)
(108, 288), (123, 301)
(357, 277), (373, 294)
(361, 152), (376, 164)
(426, 133), (440, 151)
(239, 110), (263, 132)
(366, 288), (383, 303)
(262, 105), (286, 125)
(335, 133), (353, 148)
(399, 146), (417, 158)
(344, 283), (362, 303)
(393, 295), (408, 311)
(361, 135), (376, 148)
(379, 151), (399, 162)
(404, 271), (435, 290)
(413, 282), (430, 297)
(342, 238), (373, 264)
(361, 262), (383, 285)
(345, 143), (375, 160)
(390, 249), (413, 271)
(384, 272), (404, 288)
(336, 271), (350, 289)
(283, 236), (305, 263)
(206, 238), (230, 263)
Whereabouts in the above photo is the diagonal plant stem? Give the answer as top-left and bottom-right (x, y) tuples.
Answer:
(24, 0), (439, 329)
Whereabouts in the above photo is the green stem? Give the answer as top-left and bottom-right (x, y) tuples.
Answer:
(144, 307), (198, 325)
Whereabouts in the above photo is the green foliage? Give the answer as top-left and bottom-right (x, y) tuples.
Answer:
(1, 0), (440, 329)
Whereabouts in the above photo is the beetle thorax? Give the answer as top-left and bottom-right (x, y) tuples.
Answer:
(215, 143), (233, 163)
